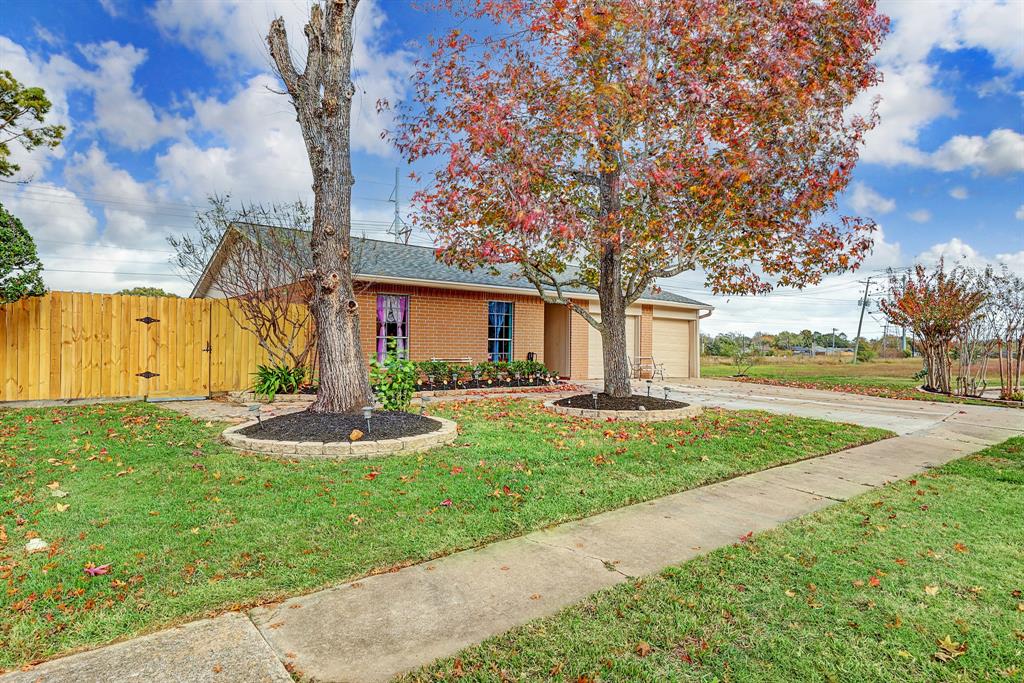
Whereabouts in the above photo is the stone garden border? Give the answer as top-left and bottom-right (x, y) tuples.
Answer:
(544, 399), (702, 423)
(221, 416), (458, 459)
(229, 383), (581, 404)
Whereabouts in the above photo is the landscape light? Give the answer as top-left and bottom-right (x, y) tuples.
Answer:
(646, 379), (653, 397)
(591, 391), (599, 410)
(362, 406), (373, 433)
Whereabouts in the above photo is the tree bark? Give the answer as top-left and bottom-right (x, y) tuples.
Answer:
(268, 1), (371, 414)
(597, 243), (632, 397)
(595, 136), (631, 397)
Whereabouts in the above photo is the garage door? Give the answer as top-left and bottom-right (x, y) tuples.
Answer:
(653, 317), (691, 378)
(588, 315), (638, 379)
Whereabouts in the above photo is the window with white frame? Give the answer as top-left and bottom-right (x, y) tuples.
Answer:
(375, 294), (409, 360)
(487, 301), (513, 362)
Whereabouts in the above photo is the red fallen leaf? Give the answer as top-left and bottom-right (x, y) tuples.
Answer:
(363, 471), (379, 481)
(440, 498), (453, 507)
(738, 531), (754, 543)
(450, 466), (463, 475)
(953, 542), (969, 553)
(868, 576), (881, 587)
(84, 563), (112, 576)
(502, 485), (511, 495)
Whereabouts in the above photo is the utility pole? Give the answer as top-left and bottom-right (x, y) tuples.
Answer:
(852, 276), (871, 364)
(832, 327), (837, 355)
(387, 167), (411, 244)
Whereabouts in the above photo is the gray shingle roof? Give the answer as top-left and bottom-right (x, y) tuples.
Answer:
(243, 224), (710, 309)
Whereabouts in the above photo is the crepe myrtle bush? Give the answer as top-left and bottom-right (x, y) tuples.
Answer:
(370, 340), (418, 410)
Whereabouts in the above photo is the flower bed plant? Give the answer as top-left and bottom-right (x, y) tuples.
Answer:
(414, 359), (559, 391)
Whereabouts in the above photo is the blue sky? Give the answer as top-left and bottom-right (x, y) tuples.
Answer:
(1, 0), (1022, 337)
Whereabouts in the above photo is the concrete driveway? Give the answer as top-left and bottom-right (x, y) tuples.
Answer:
(622, 377), (1022, 437)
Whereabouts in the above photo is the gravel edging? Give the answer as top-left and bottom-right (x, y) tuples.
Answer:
(222, 416), (458, 459)
(544, 399), (702, 422)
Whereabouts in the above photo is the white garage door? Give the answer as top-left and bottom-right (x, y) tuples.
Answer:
(653, 317), (691, 378)
(588, 315), (638, 379)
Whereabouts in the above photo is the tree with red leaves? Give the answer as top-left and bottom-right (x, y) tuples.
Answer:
(393, 0), (888, 396)
(881, 262), (988, 395)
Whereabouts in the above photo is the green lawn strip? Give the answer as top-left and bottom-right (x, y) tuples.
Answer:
(405, 437), (1024, 682)
(702, 363), (1006, 406)
(0, 399), (889, 670)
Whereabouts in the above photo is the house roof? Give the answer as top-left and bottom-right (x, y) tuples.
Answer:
(194, 224), (712, 310)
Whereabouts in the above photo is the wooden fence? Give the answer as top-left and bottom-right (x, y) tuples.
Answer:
(0, 292), (312, 402)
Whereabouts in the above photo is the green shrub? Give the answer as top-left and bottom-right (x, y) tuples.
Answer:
(371, 341), (418, 410)
(856, 344), (877, 362)
(252, 364), (307, 401)
(416, 360), (453, 385)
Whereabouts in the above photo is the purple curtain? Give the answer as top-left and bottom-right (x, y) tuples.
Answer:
(376, 295), (386, 360)
(395, 296), (407, 355)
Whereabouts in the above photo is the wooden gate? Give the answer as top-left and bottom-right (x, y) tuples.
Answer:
(0, 292), (311, 402)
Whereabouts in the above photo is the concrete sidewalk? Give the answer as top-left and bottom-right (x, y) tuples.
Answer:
(5, 383), (1020, 683)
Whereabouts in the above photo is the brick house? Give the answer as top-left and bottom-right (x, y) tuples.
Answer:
(191, 226), (713, 379)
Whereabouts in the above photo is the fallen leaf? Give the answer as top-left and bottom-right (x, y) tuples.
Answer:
(924, 585), (940, 596)
(635, 642), (653, 657)
(46, 481), (60, 489)
(51, 489), (69, 498)
(84, 563), (112, 576)
(933, 635), (967, 662)
(350, 429), (364, 442)
(53, 503), (70, 513)
(440, 498), (453, 507)
(953, 542), (969, 553)
(869, 576), (881, 588)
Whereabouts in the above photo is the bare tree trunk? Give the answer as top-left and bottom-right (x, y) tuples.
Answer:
(268, 1), (371, 414)
(922, 339), (951, 394)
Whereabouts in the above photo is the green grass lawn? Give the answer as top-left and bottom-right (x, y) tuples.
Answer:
(701, 358), (1008, 406)
(0, 399), (888, 670)
(406, 436), (1024, 682)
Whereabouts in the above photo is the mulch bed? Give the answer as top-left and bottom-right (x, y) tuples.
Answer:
(239, 410), (442, 442)
(554, 393), (690, 411)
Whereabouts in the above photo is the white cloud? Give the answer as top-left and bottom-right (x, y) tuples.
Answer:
(4, 183), (99, 246)
(949, 186), (969, 200)
(856, 62), (951, 166)
(858, 1), (1024, 170)
(1016, 204), (1024, 220)
(156, 73), (312, 203)
(917, 238), (1024, 276)
(907, 209), (931, 223)
(151, 0), (412, 156)
(929, 128), (1024, 175)
(76, 42), (187, 150)
(849, 182), (896, 215)
(0, 36), (184, 157)
(700, 233), (1021, 335)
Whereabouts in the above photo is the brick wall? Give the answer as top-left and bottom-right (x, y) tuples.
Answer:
(356, 282), (544, 364)
(640, 305), (653, 357)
